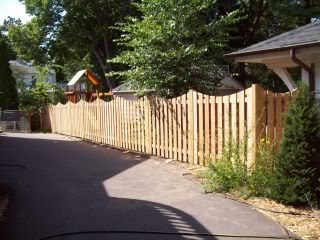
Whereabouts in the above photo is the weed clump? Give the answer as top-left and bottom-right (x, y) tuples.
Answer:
(201, 137), (273, 197)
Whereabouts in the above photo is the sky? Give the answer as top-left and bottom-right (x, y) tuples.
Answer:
(0, 0), (32, 24)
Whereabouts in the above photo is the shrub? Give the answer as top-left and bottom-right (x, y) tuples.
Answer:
(272, 83), (320, 205)
(248, 141), (274, 197)
(201, 137), (275, 198)
(201, 138), (248, 193)
(201, 84), (320, 206)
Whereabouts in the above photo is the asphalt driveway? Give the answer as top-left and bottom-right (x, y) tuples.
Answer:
(0, 133), (290, 240)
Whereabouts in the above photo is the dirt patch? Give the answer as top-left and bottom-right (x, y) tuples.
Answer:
(205, 192), (320, 240)
(243, 197), (320, 240)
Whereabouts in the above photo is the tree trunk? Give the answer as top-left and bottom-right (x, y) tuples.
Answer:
(91, 47), (116, 89)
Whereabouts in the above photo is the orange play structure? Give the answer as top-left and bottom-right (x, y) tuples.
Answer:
(65, 69), (112, 103)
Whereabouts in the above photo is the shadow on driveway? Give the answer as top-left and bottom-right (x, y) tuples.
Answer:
(0, 133), (214, 240)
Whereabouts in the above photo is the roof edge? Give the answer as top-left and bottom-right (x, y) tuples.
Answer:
(225, 41), (320, 59)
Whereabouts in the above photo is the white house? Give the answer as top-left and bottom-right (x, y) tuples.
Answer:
(9, 59), (56, 88)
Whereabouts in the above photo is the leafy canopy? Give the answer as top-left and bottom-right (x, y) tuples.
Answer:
(4, 0), (319, 94)
(110, 0), (238, 97)
(0, 33), (18, 110)
(7, 18), (49, 65)
(12, 0), (137, 89)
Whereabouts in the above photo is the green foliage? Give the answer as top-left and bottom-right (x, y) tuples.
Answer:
(16, 0), (137, 88)
(272, 83), (320, 205)
(5, 0), (318, 93)
(110, 0), (319, 95)
(201, 84), (320, 206)
(270, 0), (320, 27)
(7, 18), (49, 65)
(0, 34), (18, 110)
(201, 137), (275, 198)
(201, 138), (248, 193)
(39, 128), (51, 133)
(18, 67), (66, 112)
(248, 142), (274, 197)
(242, 64), (288, 93)
(110, 0), (238, 97)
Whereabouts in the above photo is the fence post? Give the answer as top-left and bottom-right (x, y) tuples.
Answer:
(187, 90), (198, 164)
(249, 84), (267, 166)
(187, 91), (194, 163)
(193, 91), (198, 164)
(145, 96), (152, 154)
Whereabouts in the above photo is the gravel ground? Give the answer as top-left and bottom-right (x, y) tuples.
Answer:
(245, 198), (320, 240)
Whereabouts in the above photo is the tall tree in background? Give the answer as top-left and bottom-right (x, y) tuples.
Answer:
(111, 0), (320, 95)
(0, 34), (18, 110)
(7, 18), (49, 65)
(4, 0), (320, 94)
(10, 0), (137, 90)
(110, 0), (238, 97)
(271, 0), (320, 27)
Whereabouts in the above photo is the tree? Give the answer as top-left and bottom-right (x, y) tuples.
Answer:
(13, 0), (137, 89)
(110, 0), (238, 97)
(270, 0), (320, 27)
(18, 66), (66, 111)
(18, 66), (66, 128)
(273, 83), (320, 205)
(7, 18), (49, 65)
(0, 34), (18, 110)
(8, 0), (319, 94)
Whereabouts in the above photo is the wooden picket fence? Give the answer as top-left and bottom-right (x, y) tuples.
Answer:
(49, 84), (294, 166)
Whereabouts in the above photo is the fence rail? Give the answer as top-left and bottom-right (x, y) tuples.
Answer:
(49, 84), (294, 166)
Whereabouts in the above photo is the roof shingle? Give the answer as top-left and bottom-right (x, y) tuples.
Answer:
(226, 21), (320, 57)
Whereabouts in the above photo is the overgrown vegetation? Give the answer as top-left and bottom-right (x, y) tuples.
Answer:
(201, 137), (274, 198)
(110, 0), (237, 97)
(202, 84), (320, 206)
(18, 79), (65, 112)
(18, 66), (66, 129)
(248, 142), (274, 197)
